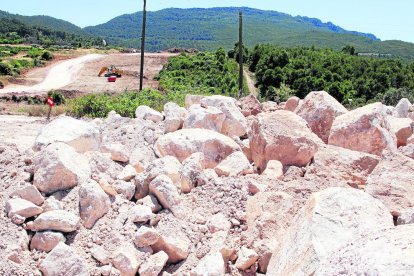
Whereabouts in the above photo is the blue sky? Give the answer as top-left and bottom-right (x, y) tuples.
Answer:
(2, 0), (413, 42)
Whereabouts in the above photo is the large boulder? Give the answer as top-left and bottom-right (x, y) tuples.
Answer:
(135, 105), (163, 123)
(316, 225), (414, 275)
(296, 91), (348, 143)
(154, 129), (241, 169)
(201, 95), (248, 137)
(237, 94), (262, 117)
(328, 102), (397, 155)
(250, 111), (321, 171)
(39, 242), (88, 276)
(365, 153), (414, 216)
(183, 104), (226, 133)
(266, 187), (393, 276)
(34, 116), (101, 153)
(164, 102), (188, 133)
(393, 98), (412, 118)
(33, 143), (91, 194)
(388, 117), (414, 147)
(306, 145), (380, 187)
(79, 180), (110, 229)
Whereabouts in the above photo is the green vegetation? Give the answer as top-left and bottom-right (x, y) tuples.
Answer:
(85, 7), (414, 61)
(248, 44), (414, 106)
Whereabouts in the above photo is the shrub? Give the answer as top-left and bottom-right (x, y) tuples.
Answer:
(41, 51), (53, 61)
(0, 62), (12, 75)
(27, 48), (43, 58)
(48, 91), (66, 105)
(0, 80), (3, 89)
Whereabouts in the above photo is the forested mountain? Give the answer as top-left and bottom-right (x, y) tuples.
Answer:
(0, 10), (101, 47)
(84, 7), (414, 60)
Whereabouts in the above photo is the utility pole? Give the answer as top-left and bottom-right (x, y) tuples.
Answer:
(139, 0), (147, 92)
(238, 11), (243, 98)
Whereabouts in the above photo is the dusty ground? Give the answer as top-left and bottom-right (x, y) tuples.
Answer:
(0, 52), (177, 96)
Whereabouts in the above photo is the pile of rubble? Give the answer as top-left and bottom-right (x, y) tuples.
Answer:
(1, 91), (414, 275)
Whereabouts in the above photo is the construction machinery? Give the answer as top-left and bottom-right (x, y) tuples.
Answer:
(98, 65), (123, 78)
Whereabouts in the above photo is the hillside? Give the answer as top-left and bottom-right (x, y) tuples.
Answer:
(84, 7), (414, 60)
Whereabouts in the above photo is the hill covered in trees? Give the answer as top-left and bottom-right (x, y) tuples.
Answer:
(85, 7), (414, 60)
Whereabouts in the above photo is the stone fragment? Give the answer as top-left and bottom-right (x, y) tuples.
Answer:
(235, 247), (259, 271)
(164, 102), (188, 133)
(134, 226), (161, 247)
(261, 160), (283, 179)
(101, 143), (129, 162)
(10, 185), (44, 206)
(139, 251), (169, 276)
(79, 180), (110, 229)
(129, 204), (155, 223)
(113, 180), (135, 200)
(135, 105), (163, 123)
(191, 252), (225, 276)
(183, 104), (226, 133)
(30, 231), (66, 252)
(29, 210), (80, 232)
(238, 94), (262, 117)
(215, 151), (253, 177)
(5, 198), (43, 220)
(284, 96), (300, 112)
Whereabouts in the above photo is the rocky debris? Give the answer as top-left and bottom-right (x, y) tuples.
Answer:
(90, 245), (110, 265)
(398, 144), (414, 159)
(34, 116), (101, 153)
(139, 251), (169, 276)
(154, 128), (241, 168)
(164, 102), (188, 133)
(180, 153), (204, 193)
(113, 180), (135, 200)
(39, 242), (88, 276)
(100, 143), (129, 162)
(5, 198), (43, 221)
(129, 204), (155, 223)
(365, 153), (414, 216)
(261, 160), (283, 179)
(149, 175), (181, 216)
(135, 105), (163, 123)
(250, 110), (321, 172)
(118, 165), (137, 181)
(30, 231), (65, 252)
(235, 247), (259, 271)
(397, 208), (414, 225)
(185, 94), (206, 109)
(129, 146), (156, 173)
(134, 226), (161, 247)
(237, 94), (262, 117)
(267, 187), (393, 275)
(183, 104), (226, 133)
(284, 96), (300, 112)
(28, 210), (80, 232)
(316, 225), (414, 275)
(79, 180), (110, 229)
(86, 151), (123, 183)
(111, 244), (143, 276)
(296, 91), (348, 143)
(191, 252), (225, 276)
(201, 95), (248, 137)
(215, 151), (253, 177)
(328, 102), (397, 155)
(393, 98), (411, 118)
(306, 145), (380, 187)
(388, 117), (414, 147)
(10, 185), (44, 206)
(140, 195), (162, 213)
(33, 143), (91, 194)
(42, 197), (64, 212)
(152, 231), (191, 263)
(207, 213), (231, 234)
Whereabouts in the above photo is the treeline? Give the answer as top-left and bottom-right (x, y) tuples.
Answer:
(0, 18), (102, 47)
(245, 44), (414, 106)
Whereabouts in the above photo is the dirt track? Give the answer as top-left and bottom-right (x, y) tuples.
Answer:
(0, 53), (177, 96)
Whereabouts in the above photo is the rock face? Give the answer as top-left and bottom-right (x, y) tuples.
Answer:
(306, 145), (380, 187)
(365, 153), (414, 216)
(191, 252), (225, 276)
(250, 111), (321, 171)
(393, 98), (412, 118)
(164, 102), (188, 133)
(266, 187), (393, 276)
(388, 117), (414, 147)
(139, 251), (169, 276)
(296, 91), (348, 143)
(79, 180), (110, 229)
(135, 105), (163, 123)
(328, 102), (397, 155)
(238, 94), (262, 117)
(29, 210), (80, 232)
(39, 242), (88, 276)
(34, 116), (101, 153)
(30, 231), (66, 252)
(316, 225), (414, 275)
(154, 129), (241, 168)
(201, 95), (248, 137)
(33, 143), (91, 194)
(183, 104), (226, 133)
(284, 96), (300, 112)
(214, 151), (253, 177)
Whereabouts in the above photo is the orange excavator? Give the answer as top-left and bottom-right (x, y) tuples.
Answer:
(98, 65), (123, 78)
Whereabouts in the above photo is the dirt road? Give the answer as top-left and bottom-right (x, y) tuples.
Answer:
(244, 68), (258, 96)
(0, 52), (177, 95)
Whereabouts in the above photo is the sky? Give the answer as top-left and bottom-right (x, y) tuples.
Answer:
(1, 0), (413, 42)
